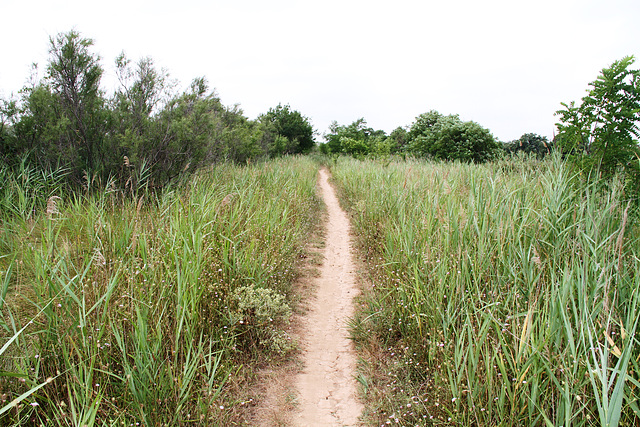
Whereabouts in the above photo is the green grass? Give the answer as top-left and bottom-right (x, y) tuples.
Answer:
(0, 156), (321, 425)
(4, 152), (638, 426)
(331, 155), (640, 426)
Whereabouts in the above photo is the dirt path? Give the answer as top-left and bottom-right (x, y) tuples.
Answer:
(292, 168), (363, 426)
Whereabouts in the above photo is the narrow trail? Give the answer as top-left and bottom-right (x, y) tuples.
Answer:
(292, 168), (363, 426)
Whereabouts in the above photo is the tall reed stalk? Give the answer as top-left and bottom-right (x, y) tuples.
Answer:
(333, 155), (639, 426)
(0, 156), (320, 425)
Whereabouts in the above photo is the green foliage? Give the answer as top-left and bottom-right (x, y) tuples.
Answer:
(109, 54), (172, 175)
(231, 285), (293, 355)
(46, 30), (107, 176)
(406, 110), (501, 162)
(388, 126), (409, 153)
(340, 136), (370, 156)
(555, 56), (640, 186)
(152, 77), (226, 177)
(259, 103), (315, 155)
(323, 118), (387, 156)
(0, 99), (20, 164)
(0, 157), (320, 425)
(332, 156), (640, 426)
(504, 133), (552, 158)
(2, 30), (319, 192)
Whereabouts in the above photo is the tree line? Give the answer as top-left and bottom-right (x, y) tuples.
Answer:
(322, 56), (639, 190)
(2, 30), (638, 191)
(320, 110), (553, 163)
(320, 111), (552, 162)
(0, 31), (315, 189)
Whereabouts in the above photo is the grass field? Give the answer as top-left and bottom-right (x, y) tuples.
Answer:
(330, 155), (639, 426)
(0, 157), (320, 425)
(1, 154), (638, 426)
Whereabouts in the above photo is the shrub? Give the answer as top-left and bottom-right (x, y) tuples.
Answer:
(555, 56), (640, 188)
(231, 285), (293, 355)
(406, 110), (500, 162)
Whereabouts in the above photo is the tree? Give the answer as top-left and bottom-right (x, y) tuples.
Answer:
(339, 136), (370, 156)
(1, 98), (21, 165)
(47, 30), (106, 174)
(555, 56), (640, 183)
(323, 118), (385, 155)
(112, 54), (171, 135)
(109, 53), (174, 176)
(153, 77), (225, 177)
(388, 126), (408, 153)
(259, 104), (315, 155)
(2, 29), (282, 191)
(504, 133), (552, 158)
(406, 110), (500, 163)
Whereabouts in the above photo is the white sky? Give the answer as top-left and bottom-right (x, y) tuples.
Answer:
(2, 0), (639, 142)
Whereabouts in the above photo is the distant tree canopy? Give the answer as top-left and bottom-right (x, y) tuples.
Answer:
(259, 103), (315, 155)
(0, 30), (315, 189)
(555, 56), (640, 185)
(322, 118), (392, 157)
(321, 113), (501, 161)
(406, 110), (500, 163)
(504, 133), (552, 158)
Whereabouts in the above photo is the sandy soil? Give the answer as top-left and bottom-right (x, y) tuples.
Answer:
(291, 168), (363, 426)
(251, 168), (363, 427)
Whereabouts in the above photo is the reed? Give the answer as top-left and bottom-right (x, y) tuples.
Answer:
(332, 155), (639, 426)
(0, 156), (320, 425)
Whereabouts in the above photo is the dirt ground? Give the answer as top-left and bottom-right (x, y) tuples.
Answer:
(251, 168), (363, 426)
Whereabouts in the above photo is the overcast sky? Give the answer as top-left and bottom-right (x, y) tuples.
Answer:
(2, 0), (639, 142)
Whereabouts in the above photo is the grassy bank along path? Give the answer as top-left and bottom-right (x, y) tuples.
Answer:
(293, 168), (363, 426)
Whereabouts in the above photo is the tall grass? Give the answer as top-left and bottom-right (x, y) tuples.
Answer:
(332, 155), (639, 426)
(0, 156), (320, 425)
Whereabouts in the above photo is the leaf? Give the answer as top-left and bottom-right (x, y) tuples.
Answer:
(604, 330), (622, 358)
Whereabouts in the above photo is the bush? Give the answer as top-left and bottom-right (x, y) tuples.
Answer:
(231, 285), (293, 355)
(555, 56), (640, 188)
(406, 110), (500, 162)
(504, 133), (552, 158)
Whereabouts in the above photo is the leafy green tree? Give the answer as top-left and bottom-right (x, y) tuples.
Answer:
(1, 98), (21, 164)
(114, 54), (170, 124)
(388, 126), (408, 153)
(504, 133), (551, 158)
(10, 82), (78, 171)
(318, 140), (331, 155)
(4, 32), (107, 180)
(152, 78), (265, 177)
(109, 53), (174, 182)
(46, 30), (107, 174)
(259, 104), (315, 155)
(407, 110), (443, 142)
(407, 110), (500, 163)
(324, 121), (346, 153)
(2, 29), (293, 190)
(339, 136), (370, 156)
(555, 56), (640, 183)
(323, 118), (385, 155)
(151, 77), (224, 178)
(218, 105), (264, 164)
